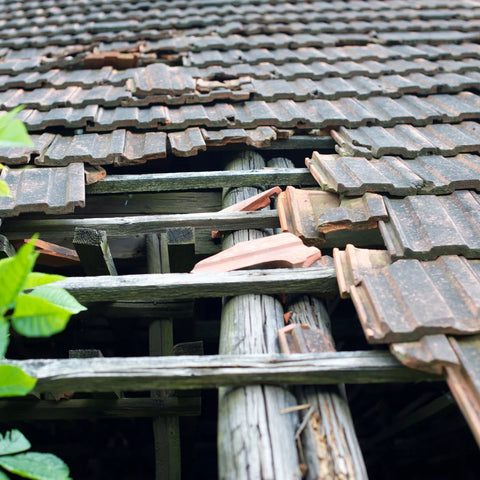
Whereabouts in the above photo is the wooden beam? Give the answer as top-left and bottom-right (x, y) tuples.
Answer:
(1, 352), (440, 394)
(1, 210), (280, 239)
(147, 232), (182, 480)
(54, 266), (338, 303)
(166, 228), (195, 273)
(288, 296), (368, 478)
(73, 227), (118, 276)
(0, 397), (201, 421)
(97, 301), (194, 319)
(146, 234), (162, 274)
(218, 151), (301, 479)
(256, 135), (334, 151)
(86, 168), (317, 195)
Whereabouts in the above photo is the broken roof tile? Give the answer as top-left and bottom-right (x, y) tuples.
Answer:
(201, 126), (277, 148)
(191, 232), (321, 273)
(390, 334), (460, 375)
(168, 127), (207, 157)
(380, 191), (480, 260)
(348, 255), (480, 343)
(0, 163), (85, 217)
(317, 192), (388, 234)
(277, 186), (339, 246)
(212, 185), (281, 238)
(444, 335), (480, 448)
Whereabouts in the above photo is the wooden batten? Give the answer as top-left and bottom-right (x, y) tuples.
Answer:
(86, 168), (317, 195)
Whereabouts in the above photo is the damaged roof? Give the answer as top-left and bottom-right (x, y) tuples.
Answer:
(2, 0), (480, 462)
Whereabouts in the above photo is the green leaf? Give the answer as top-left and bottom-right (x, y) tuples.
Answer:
(11, 295), (71, 338)
(0, 240), (38, 316)
(0, 430), (31, 456)
(0, 365), (36, 397)
(0, 107), (32, 148)
(0, 452), (70, 480)
(0, 469), (10, 479)
(28, 286), (86, 315)
(0, 107), (24, 131)
(24, 273), (65, 289)
(0, 181), (10, 197)
(0, 120), (33, 148)
(0, 318), (9, 359)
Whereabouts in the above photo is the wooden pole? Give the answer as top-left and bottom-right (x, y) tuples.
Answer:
(269, 156), (368, 479)
(217, 151), (302, 480)
(288, 296), (369, 479)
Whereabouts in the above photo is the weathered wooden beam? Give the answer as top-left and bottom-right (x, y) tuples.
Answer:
(86, 168), (317, 195)
(254, 135), (334, 151)
(146, 234), (162, 274)
(148, 232), (182, 480)
(1, 352), (440, 393)
(79, 191), (221, 215)
(54, 267), (338, 303)
(0, 397), (201, 421)
(288, 296), (368, 479)
(217, 152), (303, 480)
(166, 227), (195, 273)
(273, 156), (368, 479)
(73, 227), (118, 276)
(1, 210), (280, 239)
(210, 135), (334, 152)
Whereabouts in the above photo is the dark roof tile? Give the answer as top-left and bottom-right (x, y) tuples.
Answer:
(347, 255), (480, 343)
(168, 127), (206, 157)
(0, 162), (85, 217)
(334, 121), (480, 158)
(380, 191), (480, 260)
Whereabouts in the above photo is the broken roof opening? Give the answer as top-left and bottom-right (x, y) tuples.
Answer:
(2, 0), (480, 479)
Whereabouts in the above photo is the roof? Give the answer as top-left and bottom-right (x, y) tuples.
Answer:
(2, 0), (480, 478)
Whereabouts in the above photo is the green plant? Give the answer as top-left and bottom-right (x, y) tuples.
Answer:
(0, 108), (84, 479)
(0, 238), (86, 396)
(0, 106), (33, 197)
(0, 430), (70, 480)
(0, 107), (32, 148)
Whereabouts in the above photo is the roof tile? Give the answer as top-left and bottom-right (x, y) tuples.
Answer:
(0, 163), (85, 217)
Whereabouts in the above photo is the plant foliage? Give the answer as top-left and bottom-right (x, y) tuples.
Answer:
(0, 107), (76, 479)
(0, 239), (86, 396)
(0, 431), (71, 480)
